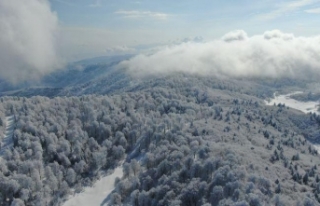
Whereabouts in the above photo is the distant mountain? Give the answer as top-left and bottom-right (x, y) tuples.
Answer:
(74, 54), (134, 66)
(41, 54), (134, 88)
(0, 53), (313, 100)
(0, 54), (134, 97)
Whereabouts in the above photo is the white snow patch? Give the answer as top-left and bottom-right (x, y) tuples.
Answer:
(314, 145), (320, 154)
(265, 92), (320, 115)
(265, 92), (320, 152)
(0, 115), (15, 156)
(63, 166), (123, 206)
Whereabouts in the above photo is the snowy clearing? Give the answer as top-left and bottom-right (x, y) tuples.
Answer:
(265, 92), (320, 115)
(0, 115), (15, 156)
(265, 92), (320, 153)
(63, 166), (123, 206)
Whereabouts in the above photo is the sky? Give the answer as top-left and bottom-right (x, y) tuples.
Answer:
(1, 0), (320, 82)
(50, 0), (320, 60)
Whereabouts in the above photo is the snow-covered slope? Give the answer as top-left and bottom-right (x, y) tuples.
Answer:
(0, 115), (15, 156)
(63, 166), (123, 206)
(266, 92), (320, 152)
(3, 82), (320, 205)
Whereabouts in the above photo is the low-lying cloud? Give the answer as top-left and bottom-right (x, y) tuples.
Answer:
(0, 0), (60, 83)
(106, 45), (136, 54)
(120, 30), (320, 79)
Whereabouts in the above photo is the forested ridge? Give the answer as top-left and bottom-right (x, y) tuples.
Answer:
(0, 77), (320, 205)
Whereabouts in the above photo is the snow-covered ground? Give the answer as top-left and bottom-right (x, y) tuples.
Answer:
(265, 92), (320, 115)
(63, 166), (123, 206)
(265, 92), (320, 152)
(314, 145), (320, 154)
(0, 115), (15, 156)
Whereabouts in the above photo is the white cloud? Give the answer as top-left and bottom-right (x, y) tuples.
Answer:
(258, 0), (318, 20)
(0, 0), (60, 83)
(168, 36), (204, 45)
(120, 30), (320, 80)
(305, 7), (320, 13)
(106, 45), (136, 53)
(222, 30), (248, 42)
(263, 30), (294, 40)
(115, 10), (169, 20)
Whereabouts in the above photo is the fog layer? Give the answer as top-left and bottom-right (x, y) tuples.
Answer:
(0, 0), (59, 83)
(121, 30), (320, 79)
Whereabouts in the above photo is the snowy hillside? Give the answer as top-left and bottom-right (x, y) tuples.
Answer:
(266, 92), (320, 153)
(1, 58), (320, 206)
(0, 80), (320, 205)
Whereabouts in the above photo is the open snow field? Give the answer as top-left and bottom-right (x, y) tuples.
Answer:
(265, 92), (320, 115)
(63, 166), (123, 206)
(266, 92), (320, 153)
(0, 115), (14, 156)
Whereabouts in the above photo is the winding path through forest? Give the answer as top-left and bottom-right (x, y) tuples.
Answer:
(63, 166), (123, 206)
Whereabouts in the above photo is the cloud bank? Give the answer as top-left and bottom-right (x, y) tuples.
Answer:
(0, 0), (59, 83)
(120, 30), (320, 79)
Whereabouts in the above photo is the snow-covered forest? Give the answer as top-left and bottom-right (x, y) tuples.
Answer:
(3, 0), (320, 205)
(0, 75), (320, 205)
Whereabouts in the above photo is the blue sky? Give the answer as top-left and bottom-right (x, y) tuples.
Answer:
(49, 0), (320, 60)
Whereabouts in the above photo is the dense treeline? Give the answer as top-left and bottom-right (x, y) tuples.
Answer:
(0, 94), (139, 205)
(108, 88), (320, 206)
(0, 82), (319, 205)
(4, 73), (278, 99)
(290, 92), (320, 102)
